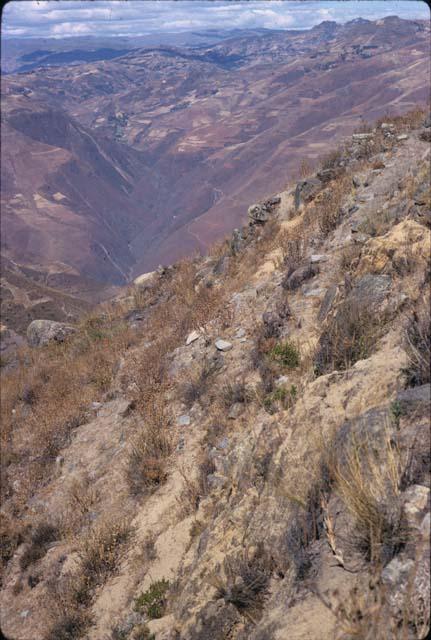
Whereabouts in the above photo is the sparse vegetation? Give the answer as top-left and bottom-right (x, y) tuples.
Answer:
(314, 298), (378, 375)
(270, 340), (300, 369)
(404, 293), (430, 387)
(78, 516), (131, 583)
(20, 521), (59, 570)
(134, 579), (170, 619)
(331, 432), (405, 565)
(126, 403), (173, 495)
(212, 544), (272, 616)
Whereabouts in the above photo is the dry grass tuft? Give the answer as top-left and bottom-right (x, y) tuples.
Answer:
(404, 293), (430, 387)
(126, 402), (173, 495)
(314, 297), (378, 375)
(211, 544), (273, 618)
(78, 516), (131, 583)
(331, 431), (406, 565)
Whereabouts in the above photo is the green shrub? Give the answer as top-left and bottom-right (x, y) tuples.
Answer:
(134, 579), (170, 619)
(270, 341), (300, 368)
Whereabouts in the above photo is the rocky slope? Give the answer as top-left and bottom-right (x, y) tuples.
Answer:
(0, 110), (430, 640)
(2, 17), (429, 290)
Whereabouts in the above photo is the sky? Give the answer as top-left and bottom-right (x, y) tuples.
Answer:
(2, 0), (429, 39)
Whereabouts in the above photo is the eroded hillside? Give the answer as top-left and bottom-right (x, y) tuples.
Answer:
(0, 109), (430, 640)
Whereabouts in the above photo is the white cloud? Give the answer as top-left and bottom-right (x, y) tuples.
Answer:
(2, 0), (429, 39)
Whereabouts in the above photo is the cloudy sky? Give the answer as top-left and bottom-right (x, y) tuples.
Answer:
(2, 0), (429, 39)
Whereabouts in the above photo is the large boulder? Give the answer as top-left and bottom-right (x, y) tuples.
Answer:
(281, 263), (319, 291)
(294, 178), (322, 209)
(133, 270), (157, 290)
(248, 203), (269, 224)
(26, 319), (76, 348)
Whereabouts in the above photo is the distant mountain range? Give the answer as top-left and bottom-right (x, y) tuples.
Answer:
(1, 17), (429, 331)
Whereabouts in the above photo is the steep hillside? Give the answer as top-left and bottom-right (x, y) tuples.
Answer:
(2, 17), (429, 285)
(1, 109), (429, 640)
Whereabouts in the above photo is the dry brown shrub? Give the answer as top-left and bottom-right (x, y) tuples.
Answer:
(331, 430), (406, 565)
(316, 175), (351, 236)
(125, 401), (173, 495)
(404, 293), (431, 387)
(339, 244), (362, 275)
(277, 230), (307, 276)
(211, 544), (273, 618)
(177, 451), (216, 517)
(78, 516), (131, 582)
(314, 297), (378, 375)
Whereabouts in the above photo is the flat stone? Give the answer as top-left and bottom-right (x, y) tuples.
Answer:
(396, 134), (408, 141)
(318, 284), (339, 322)
(186, 330), (200, 345)
(353, 232), (370, 244)
(217, 437), (230, 450)
(352, 132), (374, 140)
(177, 414), (191, 427)
(228, 403), (244, 420)
(303, 287), (325, 297)
(310, 254), (328, 263)
(133, 270), (157, 288)
(215, 339), (232, 352)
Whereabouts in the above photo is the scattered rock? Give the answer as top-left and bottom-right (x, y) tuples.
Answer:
(352, 132), (374, 140)
(26, 319), (76, 348)
(282, 263), (318, 290)
(318, 284), (339, 322)
(230, 228), (246, 254)
(213, 256), (231, 276)
(310, 254), (328, 263)
(303, 287), (325, 298)
(235, 328), (246, 339)
(294, 178), (322, 209)
(217, 437), (230, 450)
(133, 270), (157, 289)
(396, 134), (409, 141)
(186, 330), (200, 345)
(349, 273), (392, 310)
(266, 195), (281, 206)
(353, 232), (370, 245)
(228, 403), (244, 420)
(177, 415), (191, 427)
(401, 485), (430, 532)
(215, 339), (233, 352)
(248, 203), (269, 224)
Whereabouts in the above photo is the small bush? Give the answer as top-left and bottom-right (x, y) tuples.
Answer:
(270, 341), (300, 369)
(78, 517), (130, 583)
(314, 298), (377, 375)
(126, 404), (173, 495)
(263, 384), (297, 414)
(20, 521), (58, 570)
(332, 433), (406, 565)
(212, 544), (272, 614)
(221, 380), (250, 407)
(181, 358), (219, 408)
(45, 613), (90, 640)
(134, 579), (170, 619)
